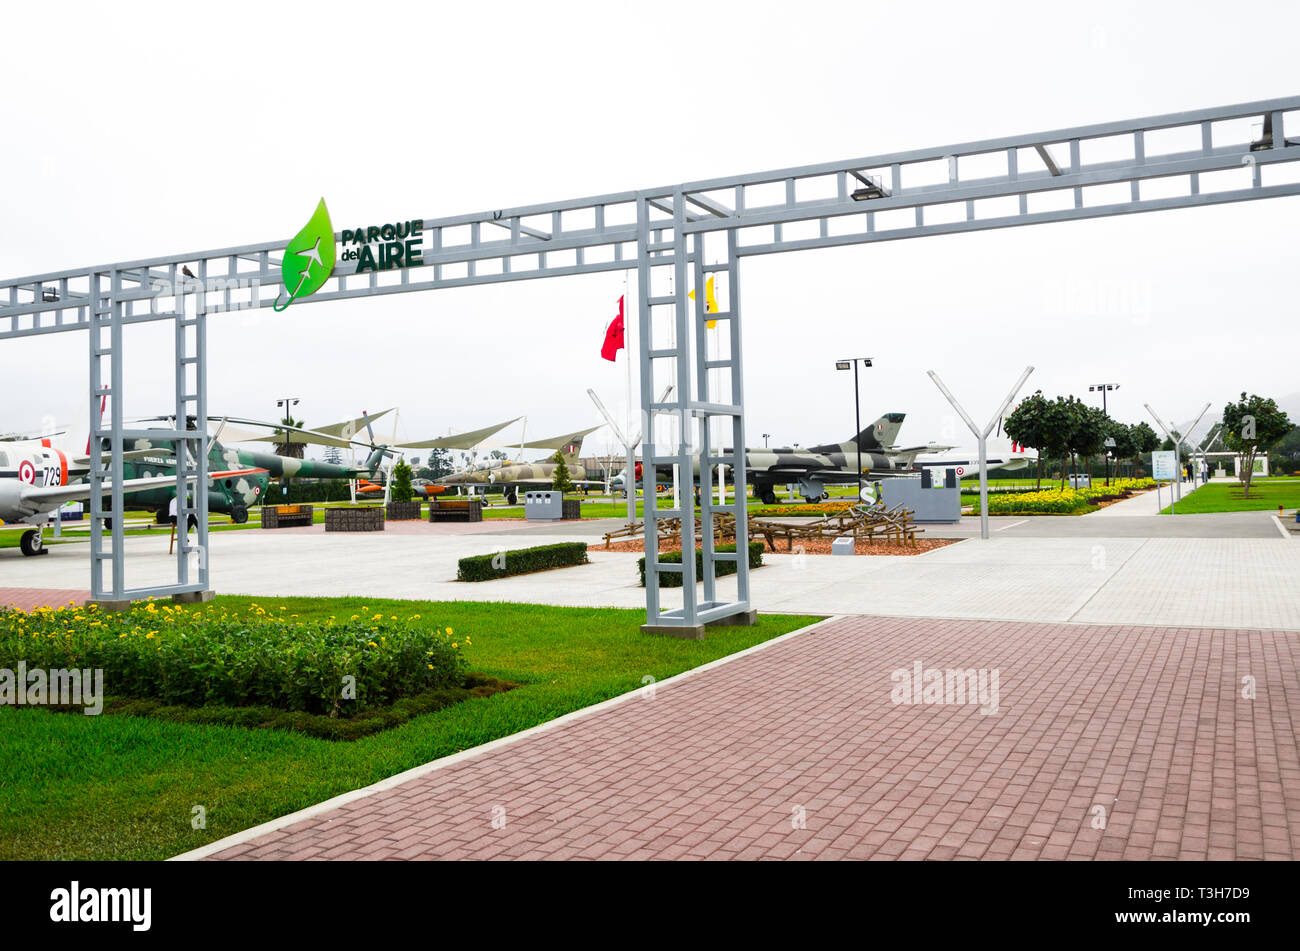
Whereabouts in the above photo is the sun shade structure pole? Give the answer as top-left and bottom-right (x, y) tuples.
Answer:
(927, 366), (1033, 539)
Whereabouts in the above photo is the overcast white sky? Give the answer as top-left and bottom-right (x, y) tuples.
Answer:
(2, 1), (1297, 460)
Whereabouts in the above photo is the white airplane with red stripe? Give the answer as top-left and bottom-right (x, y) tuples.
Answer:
(913, 437), (1037, 480)
(0, 433), (249, 557)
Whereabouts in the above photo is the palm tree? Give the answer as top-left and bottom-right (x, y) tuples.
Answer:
(273, 416), (306, 459)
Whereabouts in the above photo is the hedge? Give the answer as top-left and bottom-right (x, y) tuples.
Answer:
(457, 542), (589, 582)
(749, 502), (855, 517)
(638, 541), (765, 587)
(983, 478), (1156, 515)
(94, 673), (517, 741)
(0, 602), (463, 715)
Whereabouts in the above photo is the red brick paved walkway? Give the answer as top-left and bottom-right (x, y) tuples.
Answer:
(200, 615), (1300, 861)
(0, 588), (90, 612)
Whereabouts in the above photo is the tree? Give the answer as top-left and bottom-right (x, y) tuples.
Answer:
(273, 416), (306, 460)
(1221, 392), (1292, 498)
(1105, 418), (1137, 482)
(417, 448), (454, 481)
(1272, 424), (1300, 475)
(1039, 396), (1078, 488)
(391, 460), (414, 503)
(551, 451), (577, 494)
(1003, 390), (1053, 488)
(1066, 403), (1109, 484)
(1129, 421), (1160, 474)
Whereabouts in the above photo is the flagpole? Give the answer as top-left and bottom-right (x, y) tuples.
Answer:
(625, 272), (636, 525)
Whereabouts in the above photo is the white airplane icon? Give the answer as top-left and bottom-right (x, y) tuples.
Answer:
(296, 236), (323, 273)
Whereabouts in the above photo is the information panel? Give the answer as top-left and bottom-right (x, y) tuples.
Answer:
(1151, 450), (1178, 481)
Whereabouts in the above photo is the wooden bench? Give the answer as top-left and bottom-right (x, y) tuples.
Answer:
(262, 504), (314, 529)
(429, 499), (483, 523)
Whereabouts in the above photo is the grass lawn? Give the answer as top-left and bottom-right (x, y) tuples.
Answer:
(1161, 479), (1300, 514)
(0, 596), (818, 860)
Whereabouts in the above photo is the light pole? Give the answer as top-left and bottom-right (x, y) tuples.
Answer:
(275, 397), (300, 453)
(836, 357), (873, 502)
(762, 433), (771, 448)
(276, 397), (299, 498)
(1088, 383), (1119, 485)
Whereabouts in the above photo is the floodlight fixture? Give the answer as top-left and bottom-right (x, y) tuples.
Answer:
(849, 171), (889, 201)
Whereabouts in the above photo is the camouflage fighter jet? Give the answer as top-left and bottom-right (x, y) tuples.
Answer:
(644, 413), (951, 504)
(438, 425), (608, 503)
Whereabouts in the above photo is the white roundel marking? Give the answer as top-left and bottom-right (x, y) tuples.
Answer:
(956, 466), (965, 475)
(18, 460), (36, 484)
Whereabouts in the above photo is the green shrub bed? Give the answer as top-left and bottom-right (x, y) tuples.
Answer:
(638, 541), (765, 587)
(90, 673), (517, 741)
(983, 478), (1155, 515)
(458, 542), (589, 581)
(749, 502), (855, 517)
(0, 602), (463, 715)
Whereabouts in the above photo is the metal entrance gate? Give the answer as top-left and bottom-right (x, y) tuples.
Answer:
(2, 95), (1298, 629)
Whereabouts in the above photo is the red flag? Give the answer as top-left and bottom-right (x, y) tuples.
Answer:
(601, 295), (625, 362)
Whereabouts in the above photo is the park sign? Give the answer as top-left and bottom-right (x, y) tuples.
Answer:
(341, 219), (424, 273)
(276, 199), (424, 311)
(1151, 450), (1177, 481)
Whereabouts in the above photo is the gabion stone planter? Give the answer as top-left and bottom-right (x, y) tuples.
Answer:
(428, 499), (483, 522)
(325, 507), (384, 532)
(561, 499), (582, 520)
(262, 504), (314, 529)
(385, 501), (422, 521)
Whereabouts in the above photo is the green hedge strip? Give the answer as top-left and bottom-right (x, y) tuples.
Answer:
(94, 673), (518, 741)
(458, 542), (589, 582)
(0, 604), (463, 715)
(638, 541), (764, 587)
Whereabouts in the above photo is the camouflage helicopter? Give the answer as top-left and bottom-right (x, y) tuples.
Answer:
(224, 411), (526, 503)
(0, 431), (257, 556)
(111, 415), (387, 524)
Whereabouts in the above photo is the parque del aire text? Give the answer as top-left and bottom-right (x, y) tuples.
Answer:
(340, 220), (424, 273)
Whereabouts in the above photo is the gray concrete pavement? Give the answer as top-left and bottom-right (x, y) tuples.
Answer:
(3, 515), (1296, 630)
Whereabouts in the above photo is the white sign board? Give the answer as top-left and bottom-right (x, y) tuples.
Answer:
(1151, 450), (1178, 481)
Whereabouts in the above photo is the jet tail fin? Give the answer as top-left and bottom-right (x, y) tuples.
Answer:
(854, 413), (906, 452)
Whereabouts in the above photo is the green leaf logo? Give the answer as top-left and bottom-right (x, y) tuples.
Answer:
(274, 198), (335, 311)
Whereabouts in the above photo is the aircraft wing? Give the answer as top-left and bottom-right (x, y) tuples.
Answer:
(894, 444), (958, 454)
(17, 468), (267, 507)
(758, 466), (907, 484)
(397, 417), (523, 450)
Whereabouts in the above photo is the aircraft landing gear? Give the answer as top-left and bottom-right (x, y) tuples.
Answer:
(505, 488), (518, 505)
(759, 486), (777, 506)
(230, 506), (248, 525)
(20, 528), (46, 557)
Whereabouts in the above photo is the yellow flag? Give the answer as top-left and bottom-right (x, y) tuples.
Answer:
(688, 275), (720, 329)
